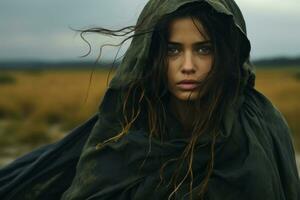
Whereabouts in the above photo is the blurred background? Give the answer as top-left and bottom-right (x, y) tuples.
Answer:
(0, 0), (299, 171)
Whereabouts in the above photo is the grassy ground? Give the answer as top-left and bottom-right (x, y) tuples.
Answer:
(0, 69), (113, 153)
(0, 67), (299, 160)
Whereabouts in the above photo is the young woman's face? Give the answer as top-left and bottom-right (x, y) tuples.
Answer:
(167, 17), (213, 101)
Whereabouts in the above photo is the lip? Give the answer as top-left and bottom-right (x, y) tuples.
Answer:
(177, 80), (200, 90)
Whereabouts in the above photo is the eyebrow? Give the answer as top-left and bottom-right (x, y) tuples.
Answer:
(167, 41), (212, 46)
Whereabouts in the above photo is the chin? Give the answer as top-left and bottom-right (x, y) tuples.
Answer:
(173, 91), (199, 101)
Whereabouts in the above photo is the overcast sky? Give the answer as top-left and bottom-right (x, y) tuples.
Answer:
(0, 0), (299, 61)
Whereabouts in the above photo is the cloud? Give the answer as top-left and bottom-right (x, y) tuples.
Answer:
(0, 28), (130, 61)
(234, 0), (300, 59)
(236, 0), (300, 16)
(0, 0), (299, 60)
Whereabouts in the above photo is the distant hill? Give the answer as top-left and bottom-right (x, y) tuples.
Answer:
(0, 56), (299, 69)
(0, 60), (121, 70)
(252, 56), (300, 67)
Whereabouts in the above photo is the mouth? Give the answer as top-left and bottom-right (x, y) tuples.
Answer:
(177, 80), (200, 90)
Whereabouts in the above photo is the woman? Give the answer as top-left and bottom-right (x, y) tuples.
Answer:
(0, 0), (299, 199)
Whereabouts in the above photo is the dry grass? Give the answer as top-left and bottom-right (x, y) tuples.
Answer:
(0, 67), (299, 154)
(0, 68), (113, 150)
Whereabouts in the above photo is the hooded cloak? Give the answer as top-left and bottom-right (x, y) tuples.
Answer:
(0, 0), (299, 199)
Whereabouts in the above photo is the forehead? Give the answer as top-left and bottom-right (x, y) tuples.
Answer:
(168, 17), (209, 42)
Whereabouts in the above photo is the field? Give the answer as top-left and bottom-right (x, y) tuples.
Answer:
(0, 67), (299, 164)
(255, 67), (300, 151)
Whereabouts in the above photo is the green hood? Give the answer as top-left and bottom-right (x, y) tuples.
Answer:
(110, 0), (255, 90)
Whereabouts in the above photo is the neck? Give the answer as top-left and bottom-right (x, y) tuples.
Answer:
(169, 97), (196, 135)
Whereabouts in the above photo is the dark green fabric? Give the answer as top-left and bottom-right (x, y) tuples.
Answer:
(0, 0), (299, 199)
(59, 88), (300, 200)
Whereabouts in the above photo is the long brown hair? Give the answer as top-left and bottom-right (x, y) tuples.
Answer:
(83, 2), (247, 199)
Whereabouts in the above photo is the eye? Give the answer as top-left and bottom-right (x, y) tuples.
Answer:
(196, 45), (213, 55)
(167, 46), (180, 56)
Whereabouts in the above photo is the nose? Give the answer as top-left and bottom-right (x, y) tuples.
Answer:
(181, 52), (196, 74)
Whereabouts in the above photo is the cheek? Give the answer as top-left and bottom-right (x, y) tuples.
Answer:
(167, 61), (178, 87)
(196, 56), (213, 74)
(207, 56), (214, 71)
